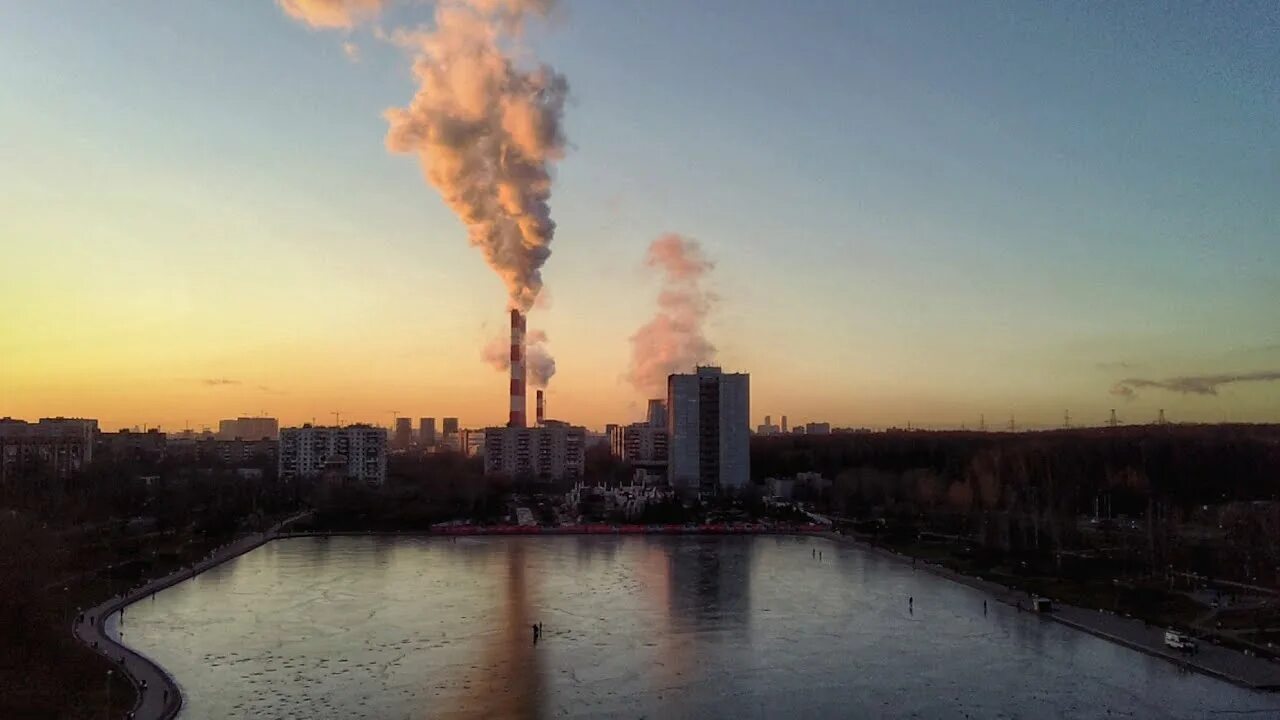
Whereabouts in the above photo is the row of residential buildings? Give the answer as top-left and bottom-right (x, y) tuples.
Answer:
(601, 367), (752, 494)
(756, 415), (831, 436)
(391, 416), (462, 452)
(477, 366), (751, 494)
(0, 416), (390, 486)
(5, 367), (754, 492)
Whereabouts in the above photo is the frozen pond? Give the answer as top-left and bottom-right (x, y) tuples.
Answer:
(114, 536), (1280, 719)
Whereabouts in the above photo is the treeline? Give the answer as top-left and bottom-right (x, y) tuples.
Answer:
(305, 452), (505, 531)
(752, 425), (1280, 583)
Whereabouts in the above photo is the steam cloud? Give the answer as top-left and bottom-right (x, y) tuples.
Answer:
(1111, 371), (1280, 399)
(625, 234), (717, 396)
(384, 0), (568, 313)
(277, 0), (567, 381)
(483, 329), (557, 388)
(277, 0), (386, 29)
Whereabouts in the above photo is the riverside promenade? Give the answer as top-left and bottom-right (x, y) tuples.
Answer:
(72, 511), (312, 720)
(828, 533), (1280, 691)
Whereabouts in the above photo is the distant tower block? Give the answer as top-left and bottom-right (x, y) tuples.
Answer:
(508, 309), (527, 428)
(646, 399), (667, 427)
(781, 415), (788, 433)
(1158, 408), (1166, 425)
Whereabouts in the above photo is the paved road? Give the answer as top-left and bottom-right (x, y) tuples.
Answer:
(828, 533), (1280, 691)
(72, 512), (312, 719)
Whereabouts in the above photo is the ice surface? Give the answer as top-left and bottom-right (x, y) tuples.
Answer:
(116, 536), (1280, 719)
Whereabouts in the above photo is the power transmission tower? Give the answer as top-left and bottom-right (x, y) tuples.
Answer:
(331, 411), (342, 427)
(1108, 409), (1118, 428)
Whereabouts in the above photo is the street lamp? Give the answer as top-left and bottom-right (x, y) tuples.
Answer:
(105, 669), (113, 720)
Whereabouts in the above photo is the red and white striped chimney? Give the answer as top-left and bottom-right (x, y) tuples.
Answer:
(508, 308), (527, 428)
(536, 389), (545, 426)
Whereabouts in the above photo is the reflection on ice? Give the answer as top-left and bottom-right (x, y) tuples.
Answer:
(118, 536), (1280, 719)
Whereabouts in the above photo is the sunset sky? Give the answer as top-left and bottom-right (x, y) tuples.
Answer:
(3, 1), (1278, 432)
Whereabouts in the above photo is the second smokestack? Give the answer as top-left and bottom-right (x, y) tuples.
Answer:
(509, 309), (527, 427)
(536, 389), (545, 426)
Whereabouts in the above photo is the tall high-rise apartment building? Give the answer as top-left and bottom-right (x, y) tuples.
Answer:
(605, 423), (624, 458)
(646, 399), (667, 427)
(419, 417), (436, 448)
(667, 367), (749, 493)
(394, 417), (413, 451)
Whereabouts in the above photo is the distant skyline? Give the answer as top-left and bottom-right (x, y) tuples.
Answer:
(3, 1), (1278, 431)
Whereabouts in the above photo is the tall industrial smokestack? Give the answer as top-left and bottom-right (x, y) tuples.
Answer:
(509, 309), (527, 428)
(536, 390), (545, 426)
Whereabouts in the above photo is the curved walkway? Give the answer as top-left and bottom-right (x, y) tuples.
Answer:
(72, 511), (312, 719)
(824, 533), (1280, 691)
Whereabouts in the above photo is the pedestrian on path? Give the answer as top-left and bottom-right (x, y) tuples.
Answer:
(983, 600), (988, 615)
(909, 596), (913, 613)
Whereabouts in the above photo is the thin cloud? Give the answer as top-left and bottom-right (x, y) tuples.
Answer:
(1243, 343), (1280, 355)
(277, 0), (386, 29)
(1109, 384), (1137, 400)
(342, 41), (360, 62)
(1110, 371), (1280, 399)
(1097, 361), (1141, 371)
(200, 378), (242, 387)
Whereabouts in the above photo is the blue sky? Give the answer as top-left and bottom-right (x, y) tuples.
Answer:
(2, 1), (1277, 430)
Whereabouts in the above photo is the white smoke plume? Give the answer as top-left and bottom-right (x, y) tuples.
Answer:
(625, 234), (717, 396)
(277, 0), (386, 29)
(384, 0), (568, 313)
(276, 0), (567, 382)
(483, 329), (557, 388)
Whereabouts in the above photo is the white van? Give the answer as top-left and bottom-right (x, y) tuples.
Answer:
(1164, 630), (1197, 652)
